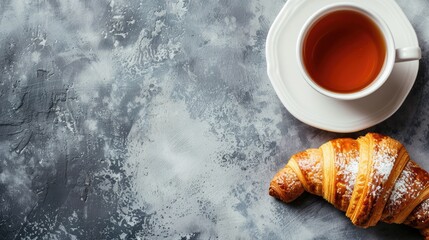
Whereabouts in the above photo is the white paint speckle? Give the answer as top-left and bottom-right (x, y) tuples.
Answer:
(31, 51), (41, 63)
(170, 0), (188, 19)
(85, 119), (98, 132)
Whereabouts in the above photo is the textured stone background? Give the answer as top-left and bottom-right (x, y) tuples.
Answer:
(0, 0), (428, 239)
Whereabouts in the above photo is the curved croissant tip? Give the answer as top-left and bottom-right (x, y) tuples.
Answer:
(269, 186), (277, 197)
(269, 183), (297, 203)
(269, 183), (284, 201)
(269, 165), (305, 203)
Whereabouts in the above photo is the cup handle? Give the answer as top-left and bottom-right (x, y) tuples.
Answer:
(395, 47), (421, 62)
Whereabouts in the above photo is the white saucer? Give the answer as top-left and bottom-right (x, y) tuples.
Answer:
(266, 0), (420, 133)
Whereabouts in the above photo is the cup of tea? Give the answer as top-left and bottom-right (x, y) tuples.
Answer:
(297, 3), (421, 100)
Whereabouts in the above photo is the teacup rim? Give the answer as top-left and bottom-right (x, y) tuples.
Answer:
(296, 2), (396, 101)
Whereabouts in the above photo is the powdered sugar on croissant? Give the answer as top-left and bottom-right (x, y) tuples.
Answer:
(269, 133), (429, 239)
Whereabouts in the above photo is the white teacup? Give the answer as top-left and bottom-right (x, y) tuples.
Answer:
(296, 3), (421, 100)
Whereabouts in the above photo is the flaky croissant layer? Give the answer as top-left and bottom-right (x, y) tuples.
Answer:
(269, 133), (429, 239)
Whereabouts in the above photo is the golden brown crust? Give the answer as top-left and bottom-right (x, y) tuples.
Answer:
(269, 133), (429, 239)
(404, 198), (429, 229)
(293, 149), (323, 196)
(321, 142), (335, 204)
(367, 135), (409, 226)
(345, 134), (409, 227)
(331, 138), (360, 211)
(346, 135), (371, 225)
(383, 160), (429, 224)
(269, 165), (304, 203)
(269, 148), (323, 203)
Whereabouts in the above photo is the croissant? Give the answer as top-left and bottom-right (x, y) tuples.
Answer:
(269, 133), (429, 239)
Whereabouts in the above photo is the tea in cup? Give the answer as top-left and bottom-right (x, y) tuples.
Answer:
(297, 3), (421, 100)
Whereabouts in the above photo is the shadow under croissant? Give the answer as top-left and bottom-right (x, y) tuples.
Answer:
(273, 191), (422, 239)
